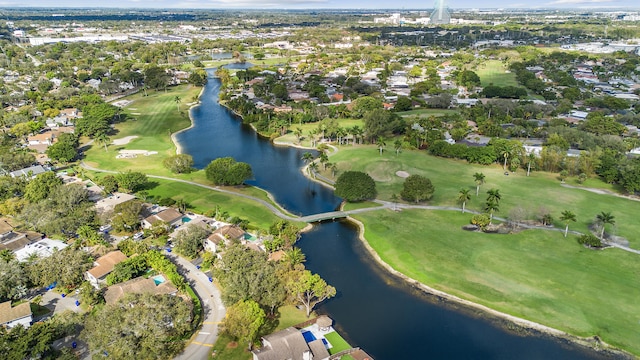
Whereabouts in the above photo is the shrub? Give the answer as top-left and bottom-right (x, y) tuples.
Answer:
(577, 233), (603, 248)
(471, 214), (490, 229)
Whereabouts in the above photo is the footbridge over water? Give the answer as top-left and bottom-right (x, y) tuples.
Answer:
(298, 211), (349, 223)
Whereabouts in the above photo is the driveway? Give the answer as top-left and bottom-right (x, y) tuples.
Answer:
(168, 252), (226, 360)
(35, 288), (83, 321)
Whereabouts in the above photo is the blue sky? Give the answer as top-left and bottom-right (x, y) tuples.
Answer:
(2, 0), (639, 9)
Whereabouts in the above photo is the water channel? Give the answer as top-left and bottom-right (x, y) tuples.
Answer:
(176, 68), (612, 359)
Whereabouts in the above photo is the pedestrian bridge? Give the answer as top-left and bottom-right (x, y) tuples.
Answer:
(298, 211), (349, 223)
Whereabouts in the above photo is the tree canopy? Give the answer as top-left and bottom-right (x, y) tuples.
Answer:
(334, 171), (377, 202)
(205, 157), (253, 186)
(400, 175), (435, 203)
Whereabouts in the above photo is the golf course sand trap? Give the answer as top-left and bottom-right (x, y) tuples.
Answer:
(116, 149), (158, 159)
(112, 136), (139, 145)
(396, 171), (410, 178)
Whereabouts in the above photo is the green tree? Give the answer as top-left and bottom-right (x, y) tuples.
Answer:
(400, 175), (435, 203)
(98, 175), (118, 194)
(486, 188), (501, 205)
(596, 211), (615, 240)
(174, 96), (181, 111)
(82, 293), (192, 359)
(473, 172), (485, 196)
(111, 200), (143, 232)
(95, 132), (111, 152)
(27, 247), (93, 288)
(283, 247), (306, 268)
(559, 210), (577, 238)
(24, 172), (62, 203)
(163, 154), (194, 174)
(221, 300), (266, 351)
(115, 171), (148, 193)
(394, 139), (403, 156)
(205, 157), (253, 186)
(334, 171), (377, 202)
(484, 200), (500, 225)
(457, 188), (471, 213)
(0, 259), (28, 301)
(287, 270), (336, 318)
(173, 224), (209, 258)
(377, 136), (386, 156)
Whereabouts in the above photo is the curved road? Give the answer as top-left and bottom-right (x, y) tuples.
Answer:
(168, 253), (226, 360)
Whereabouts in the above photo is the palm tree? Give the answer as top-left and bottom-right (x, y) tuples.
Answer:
(377, 136), (386, 156)
(596, 211), (615, 240)
(486, 188), (501, 205)
(95, 132), (110, 152)
(328, 162), (337, 178)
(457, 189), (471, 213)
(308, 162), (319, 178)
(318, 152), (329, 170)
(394, 139), (402, 156)
(391, 193), (398, 211)
(473, 172), (485, 196)
(284, 247), (306, 268)
(174, 96), (181, 111)
(484, 200), (500, 224)
(0, 249), (15, 262)
(294, 127), (303, 144)
(559, 210), (577, 238)
(502, 148), (511, 171)
(301, 152), (315, 165)
(527, 153), (536, 177)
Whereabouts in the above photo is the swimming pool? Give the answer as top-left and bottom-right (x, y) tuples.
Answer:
(152, 275), (166, 285)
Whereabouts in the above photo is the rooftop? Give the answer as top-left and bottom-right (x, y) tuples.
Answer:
(0, 301), (32, 326)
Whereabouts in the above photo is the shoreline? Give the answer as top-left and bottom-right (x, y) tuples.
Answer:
(170, 86), (206, 155)
(344, 214), (632, 359)
(178, 80), (633, 358)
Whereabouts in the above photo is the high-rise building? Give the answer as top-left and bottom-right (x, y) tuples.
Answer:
(430, 0), (451, 25)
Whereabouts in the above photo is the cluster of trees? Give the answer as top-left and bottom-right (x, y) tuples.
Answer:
(205, 157), (253, 186)
(215, 238), (335, 349)
(97, 171), (148, 194)
(163, 154), (194, 174)
(334, 171), (377, 202)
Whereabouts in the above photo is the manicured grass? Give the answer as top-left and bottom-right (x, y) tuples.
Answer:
(84, 84), (201, 176)
(476, 60), (519, 87)
(396, 108), (459, 118)
(330, 145), (640, 248)
(353, 209), (640, 356)
(275, 305), (310, 330)
(275, 119), (364, 148)
(342, 201), (382, 211)
(30, 303), (51, 317)
(325, 331), (351, 354)
(142, 178), (292, 231)
(210, 333), (251, 360)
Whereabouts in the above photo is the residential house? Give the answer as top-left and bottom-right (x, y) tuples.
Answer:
(0, 217), (43, 252)
(142, 208), (183, 229)
(103, 276), (178, 304)
(204, 225), (246, 254)
(9, 165), (48, 179)
(94, 192), (136, 213)
(0, 301), (32, 329)
(85, 251), (128, 289)
(27, 132), (54, 146)
(14, 238), (68, 262)
(252, 327), (329, 360)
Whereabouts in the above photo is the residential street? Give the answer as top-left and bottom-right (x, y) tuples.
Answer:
(168, 253), (226, 360)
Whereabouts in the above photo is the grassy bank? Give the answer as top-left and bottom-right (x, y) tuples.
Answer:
(352, 209), (640, 355)
(329, 145), (640, 248)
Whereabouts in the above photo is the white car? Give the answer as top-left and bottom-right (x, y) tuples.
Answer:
(133, 232), (144, 240)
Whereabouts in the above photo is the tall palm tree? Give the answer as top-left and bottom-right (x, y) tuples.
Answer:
(527, 153), (536, 177)
(484, 200), (500, 225)
(308, 162), (319, 178)
(174, 96), (182, 111)
(95, 132), (110, 152)
(457, 189), (471, 213)
(394, 139), (402, 156)
(486, 188), (501, 205)
(596, 211), (615, 240)
(559, 210), (577, 238)
(301, 152), (315, 165)
(294, 127), (303, 144)
(473, 172), (485, 196)
(377, 136), (386, 156)
(328, 163), (337, 178)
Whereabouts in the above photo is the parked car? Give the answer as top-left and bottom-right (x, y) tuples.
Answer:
(133, 231), (144, 240)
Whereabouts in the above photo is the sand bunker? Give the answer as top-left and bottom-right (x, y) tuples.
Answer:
(396, 171), (410, 178)
(112, 136), (139, 145)
(116, 149), (158, 159)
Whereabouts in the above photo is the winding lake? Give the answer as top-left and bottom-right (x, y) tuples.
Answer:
(176, 69), (613, 359)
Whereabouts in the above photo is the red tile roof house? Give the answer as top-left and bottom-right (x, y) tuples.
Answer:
(141, 208), (183, 229)
(85, 251), (128, 289)
(0, 301), (32, 329)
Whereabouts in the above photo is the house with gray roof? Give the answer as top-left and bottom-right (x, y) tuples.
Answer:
(252, 327), (329, 360)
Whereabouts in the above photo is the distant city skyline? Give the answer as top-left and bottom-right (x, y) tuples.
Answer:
(1, 0), (639, 10)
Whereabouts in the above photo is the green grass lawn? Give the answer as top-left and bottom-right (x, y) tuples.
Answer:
(274, 119), (364, 148)
(396, 108), (460, 118)
(477, 60), (519, 87)
(353, 209), (640, 356)
(324, 331), (351, 354)
(329, 145), (640, 248)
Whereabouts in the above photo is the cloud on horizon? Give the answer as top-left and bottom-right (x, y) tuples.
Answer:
(546, 0), (614, 5)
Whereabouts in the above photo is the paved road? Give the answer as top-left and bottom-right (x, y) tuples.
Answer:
(168, 253), (226, 360)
